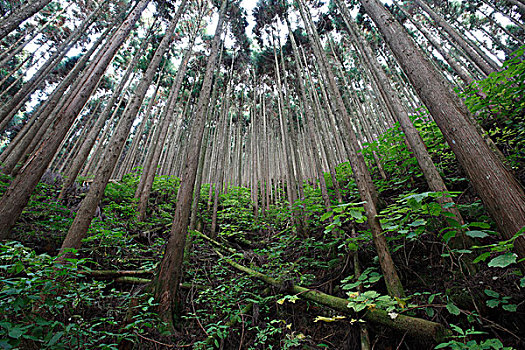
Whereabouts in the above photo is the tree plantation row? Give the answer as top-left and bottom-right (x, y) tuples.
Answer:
(0, 0), (524, 348)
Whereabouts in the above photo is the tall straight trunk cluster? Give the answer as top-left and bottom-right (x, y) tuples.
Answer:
(295, 0), (405, 298)
(135, 10), (200, 221)
(58, 0), (188, 257)
(0, 3), (103, 132)
(359, 0), (525, 272)
(0, 0), (52, 41)
(412, 0), (499, 77)
(335, 0), (469, 248)
(0, 0), (151, 239)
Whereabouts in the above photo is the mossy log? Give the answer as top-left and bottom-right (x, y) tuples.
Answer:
(114, 276), (152, 284)
(215, 250), (451, 343)
(86, 269), (154, 277)
(86, 272), (206, 290)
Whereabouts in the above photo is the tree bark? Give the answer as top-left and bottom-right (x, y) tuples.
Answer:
(296, 0), (405, 298)
(399, 6), (476, 85)
(136, 26), (196, 221)
(58, 30), (151, 200)
(0, 23), (112, 173)
(337, 0), (468, 241)
(0, 3), (102, 132)
(412, 0), (498, 76)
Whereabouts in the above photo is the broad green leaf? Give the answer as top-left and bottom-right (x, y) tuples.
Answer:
(488, 253), (517, 268)
(320, 212), (333, 221)
(469, 222), (491, 229)
(502, 304), (517, 312)
(407, 197), (421, 210)
(349, 210), (364, 221)
(473, 252), (490, 263)
(442, 230), (456, 243)
(8, 326), (24, 339)
(428, 202), (442, 216)
(47, 331), (64, 346)
(486, 299), (499, 308)
(408, 219), (426, 227)
(466, 230), (489, 238)
(484, 289), (499, 298)
(446, 302), (460, 316)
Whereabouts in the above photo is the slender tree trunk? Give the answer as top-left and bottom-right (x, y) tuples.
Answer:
(399, 7), (475, 85)
(0, 0), (52, 40)
(58, 30), (151, 200)
(211, 84), (233, 238)
(136, 31), (195, 221)
(0, 3), (102, 131)
(0, 2), (72, 67)
(294, 45), (332, 211)
(271, 32), (304, 235)
(297, 0), (404, 298)
(153, 0), (227, 324)
(413, 0), (498, 76)
(0, 23), (111, 172)
(337, 0), (467, 234)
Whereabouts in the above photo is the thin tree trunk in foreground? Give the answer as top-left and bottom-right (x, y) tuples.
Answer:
(296, 0), (405, 298)
(337, 0), (468, 242)
(58, 21), (156, 200)
(136, 27), (196, 221)
(153, 0), (227, 325)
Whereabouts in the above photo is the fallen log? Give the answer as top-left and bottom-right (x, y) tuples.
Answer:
(114, 277), (152, 284)
(213, 249), (451, 343)
(86, 269), (153, 277)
